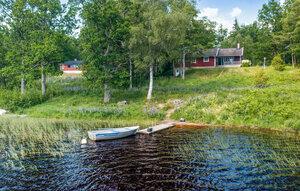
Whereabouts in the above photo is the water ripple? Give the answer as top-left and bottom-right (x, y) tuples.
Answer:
(0, 127), (299, 190)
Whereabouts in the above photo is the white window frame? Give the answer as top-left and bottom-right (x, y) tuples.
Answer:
(203, 57), (209, 62)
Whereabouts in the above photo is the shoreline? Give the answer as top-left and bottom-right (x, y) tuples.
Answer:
(2, 115), (299, 135)
(173, 121), (300, 135)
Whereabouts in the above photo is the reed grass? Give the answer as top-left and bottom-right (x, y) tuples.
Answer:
(0, 116), (157, 168)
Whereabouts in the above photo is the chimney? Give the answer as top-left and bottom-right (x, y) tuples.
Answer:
(237, 43), (240, 49)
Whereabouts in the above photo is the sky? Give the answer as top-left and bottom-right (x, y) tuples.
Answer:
(196, 0), (285, 31)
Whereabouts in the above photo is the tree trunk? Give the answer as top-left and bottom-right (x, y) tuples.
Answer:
(21, 78), (26, 95)
(172, 62), (176, 77)
(103, 83), (111, 103)
(129, 57), (133, 89)
(21, 60), (26, 95)
(41, 65), (46, 97)
(147, 63), (154, 101)
(292, 53), (297, 67)
(182, 52), (186, 80)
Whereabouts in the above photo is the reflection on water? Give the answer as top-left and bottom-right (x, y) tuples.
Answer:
(0, 127), (299, 190)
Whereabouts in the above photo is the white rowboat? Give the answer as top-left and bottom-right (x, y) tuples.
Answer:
(88, 126), (139, 141)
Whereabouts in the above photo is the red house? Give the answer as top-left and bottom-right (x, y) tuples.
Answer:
(192, 44), (244, 68)
(60, 60), (83, 75)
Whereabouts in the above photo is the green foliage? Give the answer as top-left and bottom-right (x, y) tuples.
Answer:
(0, 117), (154, 164)
(0, 89), (46, 112)
(0, 0), (299, 134)
(172, 68), (300, 130)
(225, 88), (300, 129)
(0, 0), (80, 95)
(80, 0), (130, 100)
(216, 24), (228, 46)
(272, 54), (286, 71)
(254, 69), (269, 87)
(11, 67), (298, 131)
(222, 0), (299, 67)
(0, 26), (10, 87)
(222, 21), (274, 65)
(258, 0), (283, 32)
(282, 0), (300, 64)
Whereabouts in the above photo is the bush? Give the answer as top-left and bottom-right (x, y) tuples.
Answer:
(241, 60), (252, 67)
(271, 54), (285, 71)
(0, 89), (47, 112)
(254, 69), (269, 88)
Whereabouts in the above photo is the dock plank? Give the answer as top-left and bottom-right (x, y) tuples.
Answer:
(138, 123), (175, 134)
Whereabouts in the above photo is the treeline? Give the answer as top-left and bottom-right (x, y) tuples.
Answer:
(220, 0), (300, 66)
(0, 0), (79, 95)
(0, 0), (299, 103)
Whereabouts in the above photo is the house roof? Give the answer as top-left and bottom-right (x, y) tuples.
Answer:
(203, 48), (219, 57)
(202, 47), (244, 57)
(218, 48), (244, 57)
(64, 60), (83, 65)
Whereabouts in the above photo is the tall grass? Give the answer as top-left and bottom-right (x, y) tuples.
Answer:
(2, 67), (300, 130)
(171, 67), (300, 130)
(0, 116), (156, 168)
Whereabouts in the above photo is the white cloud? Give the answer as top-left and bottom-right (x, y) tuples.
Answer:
(230, 7), (242, 18)
(198, 7), (232, 31)
(200, 7), (219, 18)
(280, 0), (285, 5)
(198, 6), (245, 31)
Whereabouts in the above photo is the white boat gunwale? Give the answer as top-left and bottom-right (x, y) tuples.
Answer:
(88, 126), (139, 141)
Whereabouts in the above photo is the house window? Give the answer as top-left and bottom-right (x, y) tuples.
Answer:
(223, 57), (234, 65)
(70, 65), (78, 68)
(203, 57), (209, 62)
(175, 69), (181, 77)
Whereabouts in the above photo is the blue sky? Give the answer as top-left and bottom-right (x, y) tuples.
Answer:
(197, 0), (284, 30)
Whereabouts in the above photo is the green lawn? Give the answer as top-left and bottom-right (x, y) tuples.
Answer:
(4, 66), (300, 131)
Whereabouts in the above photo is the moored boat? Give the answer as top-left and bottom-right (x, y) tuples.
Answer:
(88, 126), (139, 141)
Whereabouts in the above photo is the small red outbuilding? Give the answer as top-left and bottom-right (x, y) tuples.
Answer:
(60, 60), (83, 75)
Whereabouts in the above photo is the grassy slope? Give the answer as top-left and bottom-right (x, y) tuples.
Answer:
(22, 67), (300, 130)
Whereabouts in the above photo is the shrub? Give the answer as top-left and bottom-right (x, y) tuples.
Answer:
(0, 89), (47, 112)
(271, 54), (285, 71)
(241, 60), (252, 67)
(254, 69), (269, 88)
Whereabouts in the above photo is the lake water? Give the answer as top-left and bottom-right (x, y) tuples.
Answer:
(0, 127), (299, 190)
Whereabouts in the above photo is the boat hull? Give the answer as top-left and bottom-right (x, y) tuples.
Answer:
(88, 126), (139, 141)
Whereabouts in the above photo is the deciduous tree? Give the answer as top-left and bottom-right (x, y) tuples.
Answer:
(80, 0), (129, 103)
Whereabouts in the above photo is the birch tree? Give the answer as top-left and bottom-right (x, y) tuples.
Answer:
(130, 0), (178, 100)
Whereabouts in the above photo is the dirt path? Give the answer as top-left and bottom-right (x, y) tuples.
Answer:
(165, 108), (176, 120)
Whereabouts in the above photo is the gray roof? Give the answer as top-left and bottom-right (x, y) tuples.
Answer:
(202, 48), (244, 57)
(203, 48), (219, 57)
(218, 48), (244, 57)
(64, 60), (83, 65)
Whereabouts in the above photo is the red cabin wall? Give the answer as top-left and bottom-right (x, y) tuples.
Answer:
(191, 57), (215, 67)
(61, 64), (81, 71)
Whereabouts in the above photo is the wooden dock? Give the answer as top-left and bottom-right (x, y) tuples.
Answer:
(137, 123), (175, 134)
